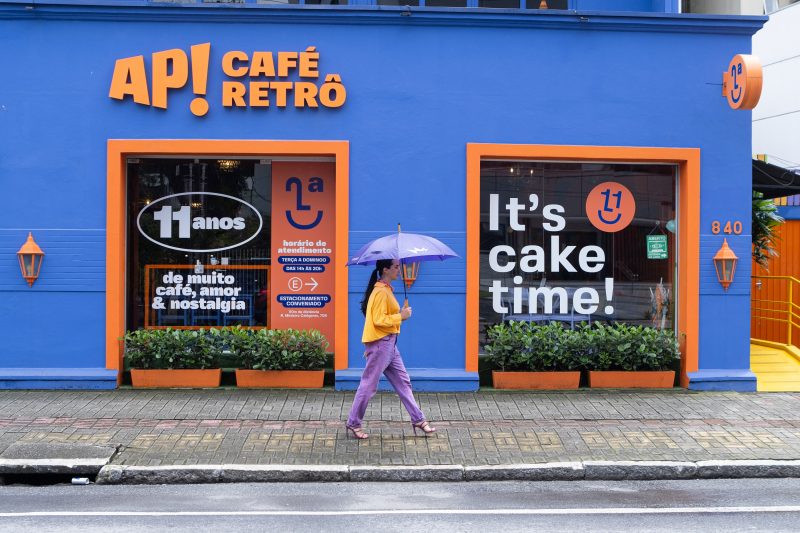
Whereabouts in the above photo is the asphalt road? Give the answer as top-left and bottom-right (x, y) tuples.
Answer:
(1, 479), (800, 532)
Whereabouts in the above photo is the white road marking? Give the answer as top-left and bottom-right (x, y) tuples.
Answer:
(1, 506), (800, 517)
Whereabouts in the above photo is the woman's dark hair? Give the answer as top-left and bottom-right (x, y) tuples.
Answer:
(360, 259), (394, 316)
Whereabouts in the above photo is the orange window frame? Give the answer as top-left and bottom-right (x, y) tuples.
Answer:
(107, 140), (350, 382)
(465, 144), (699, 387)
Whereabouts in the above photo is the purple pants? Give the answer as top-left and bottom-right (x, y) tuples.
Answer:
(346, 334), (425, 428)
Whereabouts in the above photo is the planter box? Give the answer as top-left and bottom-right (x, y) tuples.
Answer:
(492, 371), (581, 390)
(588, 370), (675, 389)
(235, 369), (324, 388)
(130, 368), (221, 388)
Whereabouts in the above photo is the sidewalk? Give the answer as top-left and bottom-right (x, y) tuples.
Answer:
(2, 389), (800, 483)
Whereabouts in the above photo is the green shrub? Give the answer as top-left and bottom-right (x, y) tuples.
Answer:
(484, 321), (680, 372)
(124, 327), (330, 372)
(123, 328), (221, 370)
(224, 325), (260, 369)
(230, 328), (329, 371)
(585, 322), (680, 371)
(484, 321), (582, 371)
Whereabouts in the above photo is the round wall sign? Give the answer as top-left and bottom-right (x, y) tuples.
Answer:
(726, 54), (762, 110)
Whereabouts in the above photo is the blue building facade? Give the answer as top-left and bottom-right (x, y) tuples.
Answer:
(0, 0), (764, 391)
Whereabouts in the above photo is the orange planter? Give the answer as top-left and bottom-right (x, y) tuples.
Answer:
(492, 371), (581, 390)
(588, 370), (675, 389)
(235, 369), (324, 388)
(130, 368), (221, 388)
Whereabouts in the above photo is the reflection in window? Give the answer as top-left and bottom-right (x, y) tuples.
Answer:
(425, 0), (468, 6)
(479, 0), (520, 7)
(526, 0), (568, 8)
(126, 158), (272, 330)
(478, 161), (677, 348)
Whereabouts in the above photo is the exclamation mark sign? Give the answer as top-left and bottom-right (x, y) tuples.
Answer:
(604, 277), (614, 315)
(189, 43), (211, 117)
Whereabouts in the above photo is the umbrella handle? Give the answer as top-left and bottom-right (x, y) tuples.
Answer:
(403, 298), (409, 308)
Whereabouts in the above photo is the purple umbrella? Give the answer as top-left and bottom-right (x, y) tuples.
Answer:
(347, 225), (459, 305)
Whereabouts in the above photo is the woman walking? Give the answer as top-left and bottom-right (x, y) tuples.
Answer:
(345, 258), (436, 439)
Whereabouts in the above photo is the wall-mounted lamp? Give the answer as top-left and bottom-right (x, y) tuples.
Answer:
(401, 261), (420, 290)
(16, 232), (44, 287)
(713, 238), (738, 291)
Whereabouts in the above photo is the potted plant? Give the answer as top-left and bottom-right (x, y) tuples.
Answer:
(232, 327), (327, 388)
(486, 321), (582, 390)
(124, 328), (223, 388)
(585, 322), (679, 388)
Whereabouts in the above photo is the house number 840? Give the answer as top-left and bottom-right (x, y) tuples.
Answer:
(711, 220), (742, 235)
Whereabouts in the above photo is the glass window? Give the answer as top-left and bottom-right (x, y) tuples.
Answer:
(378, 0), (420, 5)
(126, 158), (271, 330)
(479, 0), (521, 8)
(766, 0), (799, 13)
(425, 0), (468, 7)
(479, 161), (677, 347)
(526, 0), (568, 8)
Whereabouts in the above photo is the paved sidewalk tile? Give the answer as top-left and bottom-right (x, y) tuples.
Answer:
(1, 390), (799, 467)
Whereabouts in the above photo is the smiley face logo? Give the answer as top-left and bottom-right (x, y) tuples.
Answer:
(725, 54), (762, 110)
(586, 182), (636, 233)
(729, 60), (744, 104)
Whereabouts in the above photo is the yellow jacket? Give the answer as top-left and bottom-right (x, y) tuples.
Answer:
(362, 281), (403, 343)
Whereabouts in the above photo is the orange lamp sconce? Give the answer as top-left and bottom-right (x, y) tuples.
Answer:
(401, 261), (420, 290)
(16, 232), (45, 287)
(713, 238), (738, 291)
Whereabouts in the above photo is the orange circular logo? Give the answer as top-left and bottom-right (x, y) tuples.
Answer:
(726, 54), (762, 110)
(585, 182), (636, 233)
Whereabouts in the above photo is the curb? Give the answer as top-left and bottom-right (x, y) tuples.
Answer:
(0, 458), (110, 476)
(93, 460), (800, 484)
(0, 443), (118, 476)
(464, 462), (584, 481)
(96, 464), (349, 484)
(350, 465), (463, 482)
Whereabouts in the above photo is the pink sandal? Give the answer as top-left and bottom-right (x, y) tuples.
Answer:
(411, 420), (436, 437)
(346, 426), (369, 440)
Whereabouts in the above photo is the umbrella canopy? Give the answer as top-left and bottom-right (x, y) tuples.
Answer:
(347, 232), (459, 266)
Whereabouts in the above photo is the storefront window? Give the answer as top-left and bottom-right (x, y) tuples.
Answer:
(479, 161), (677, 347)
(426, 0), (468, 7)
(479, 0), (520, 7)
(126, 158), (271, 330)
(526, 0), (568, 8)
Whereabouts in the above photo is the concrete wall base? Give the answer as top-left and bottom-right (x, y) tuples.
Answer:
(0, 368), (118, 390)
(687, 369), (757, 391)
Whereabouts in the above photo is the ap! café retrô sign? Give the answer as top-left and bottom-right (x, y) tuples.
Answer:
(109, 43), (346, 116)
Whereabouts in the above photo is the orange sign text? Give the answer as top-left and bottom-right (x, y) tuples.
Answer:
(109, 43), (346, 117)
